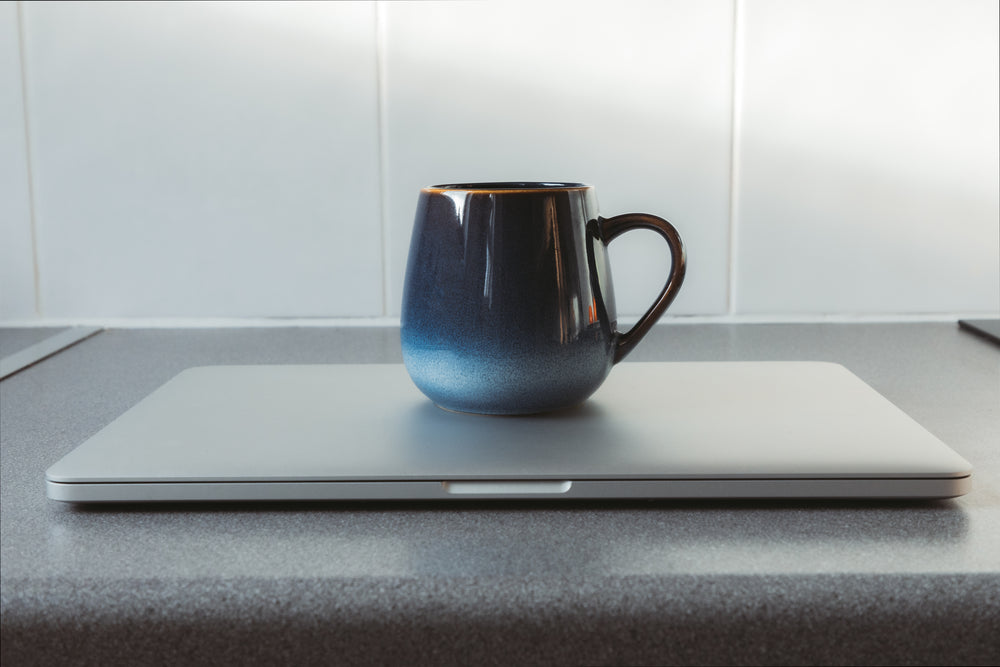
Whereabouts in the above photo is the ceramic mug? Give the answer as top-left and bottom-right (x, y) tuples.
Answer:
(400, 182), (685, 414)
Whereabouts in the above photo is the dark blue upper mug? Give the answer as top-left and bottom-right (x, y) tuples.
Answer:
(401, 182), (686, 414)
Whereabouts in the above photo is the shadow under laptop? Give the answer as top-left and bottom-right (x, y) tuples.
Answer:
(57, 495), (967, 514)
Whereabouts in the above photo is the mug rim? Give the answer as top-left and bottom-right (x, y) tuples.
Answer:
(423, 181), (591, 193)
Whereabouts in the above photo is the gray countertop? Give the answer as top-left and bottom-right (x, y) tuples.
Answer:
(2, 323), (998, 665)
(0, 327), (68, 358)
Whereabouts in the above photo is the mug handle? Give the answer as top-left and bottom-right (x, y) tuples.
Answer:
(600, 213), (686, 363)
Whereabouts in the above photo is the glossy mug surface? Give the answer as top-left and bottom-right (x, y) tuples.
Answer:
(401, 182), (685, 414)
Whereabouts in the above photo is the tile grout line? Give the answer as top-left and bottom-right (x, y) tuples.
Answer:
(374, 1), (391, 317)
(726, 0), (745, 317)
(16, 1), (42, 319)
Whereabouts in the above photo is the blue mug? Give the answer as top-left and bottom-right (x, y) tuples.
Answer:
(401, 182), (685, 414)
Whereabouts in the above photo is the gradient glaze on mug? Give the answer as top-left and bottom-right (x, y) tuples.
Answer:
(401, 183), (618, 414)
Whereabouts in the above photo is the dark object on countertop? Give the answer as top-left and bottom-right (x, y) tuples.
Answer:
(401, 182), (685, 414)
(958, 319), (1000, 346)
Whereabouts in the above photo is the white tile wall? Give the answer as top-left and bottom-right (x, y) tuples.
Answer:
(0, 2), (36, 319)
(736, 0), (1000, 314)
(1, 0), (997, 323)
(382, 0), (734, 318)
(20, 1), (383, 318)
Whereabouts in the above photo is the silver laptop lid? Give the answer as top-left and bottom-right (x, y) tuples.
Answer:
(45, 362), (972, 502)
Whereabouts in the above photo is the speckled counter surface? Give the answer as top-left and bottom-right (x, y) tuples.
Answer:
(0, 327), (67, 357)
(2, 324), (998, 665)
